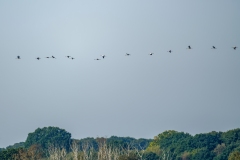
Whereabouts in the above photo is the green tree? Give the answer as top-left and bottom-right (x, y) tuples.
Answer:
(107, 136), (151, 150)
(0, 148), (19, 160)
(78, 137), (98, 151)
(189, 147), (215, 160)
(6, 142), (25, 149)
(0, 148), (5, 152)
(25, 126), (71, 151)
(146, 130), (180, 150)
(191, 131), (221, 151)
(228, 150), (240, 160)
(221, 129), (240, 145)
(146, 130), (193, 159)
(143, 151), (159, 160)
(119, 153), (138, 160)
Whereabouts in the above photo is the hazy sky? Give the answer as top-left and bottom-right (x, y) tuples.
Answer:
(0, 1), (240, 148)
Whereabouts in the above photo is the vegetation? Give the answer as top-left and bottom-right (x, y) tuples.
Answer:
(0, 127), (240, 159)
(6, 142), (25, 149)
(25, 126), (72, 151)
(147, 129), (240, 160)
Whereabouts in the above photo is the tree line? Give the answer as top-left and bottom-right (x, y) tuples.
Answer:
(0, 126), (240, 160)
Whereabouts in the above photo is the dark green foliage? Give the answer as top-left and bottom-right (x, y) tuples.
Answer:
(6, 142), (25, 149)
(107, 136), (152, 150)
(153, 130), (192, 159)
(0, 148), (19, 160)
(107, 136), (135, 149)
(78, 137), (98, 150)
(157, 131), (192, 152)
(119, 153), (138, 160)
(2, 126), (240, 159)
(213, 142), (240, 160)
(190, 147), (215, 160)
(135, 138), (152, 150)
(143, 152), (160, 160)
(221, 128), (240, 145)
(75, 136), (152, 151)
(191, 131), (222, 150)
(149, 129), (240, 160)
(25, 126), (71, 151)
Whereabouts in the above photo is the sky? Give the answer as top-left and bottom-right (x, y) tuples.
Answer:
(0, 0), (240, 148)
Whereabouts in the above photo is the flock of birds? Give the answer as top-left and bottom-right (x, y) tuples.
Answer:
(15, 46), (238, 60)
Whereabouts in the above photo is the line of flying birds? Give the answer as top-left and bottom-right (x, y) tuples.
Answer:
(15, 46), (238, 60)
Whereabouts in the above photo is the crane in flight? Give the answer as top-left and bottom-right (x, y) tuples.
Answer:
(52, 56), (56, 59)
(125, 53), (130, 56)
(212, 46), (216, 49)
(16, 56), (21, 59)
(232, 46), (237, 50)
(36, 57), (40, 60)
(66, 56), (71, 58)
(149, 53), (154, 55)
(187, 46), (192, 49)
(94, 58), (101, 60)
(168, 50), (172, 53)
(101, 55), (106, 59)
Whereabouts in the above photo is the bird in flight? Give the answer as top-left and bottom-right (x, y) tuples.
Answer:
(168, 50), (172, 53)
(94, 58), (101, 60)
(125, 53), (130, 56)
(46, 57), (50, 58)
(187, 46), (192, 49)
(36, 57), (40, 60)
(16, 56), (21, 59)
(212, 46), (216, 49)
(232, 46), (237, 50)
(71, 57), (75, 60)
(52, 56), (56, 59)
(149, 53), (154, 55)
(66, 56), (71, 58)
(101, 55), (106, 59)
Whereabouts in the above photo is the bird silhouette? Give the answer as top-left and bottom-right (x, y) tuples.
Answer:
(52, 56), (56, 59)
(125, 53), (130, 56)
(16, 56), (21, 59)
(187, 46), (192, 49)
(168, 50), (172, 53)
(212, 46), (216, 49)
(36, 57), (40, 60)
(101, 55), (106, 59)
(149, 53), (154, 55)
(71, 57), (75, 60)
(94, 58), (101, 60)
(66, 56), (71, 58)
(46, 57), (50, 58)
(232, 46), (237, 50)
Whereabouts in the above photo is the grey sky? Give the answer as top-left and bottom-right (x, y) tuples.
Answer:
(0, 1), (240, 148)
